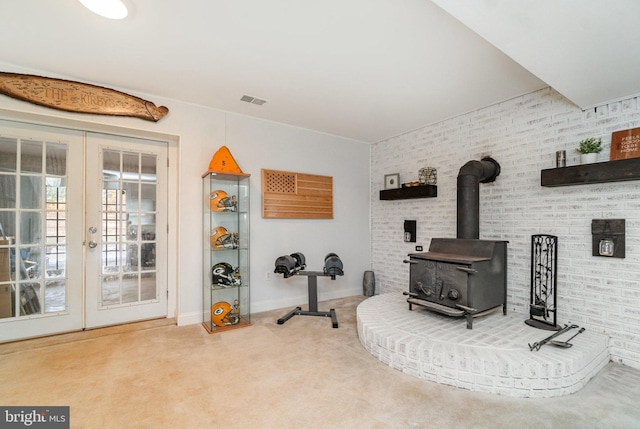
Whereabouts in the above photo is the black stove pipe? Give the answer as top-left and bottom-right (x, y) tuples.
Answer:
(457, 156), (500, 239)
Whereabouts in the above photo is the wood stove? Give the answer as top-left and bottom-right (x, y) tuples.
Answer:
(402, 157), (508, 328)
(404, 238), (507, 328)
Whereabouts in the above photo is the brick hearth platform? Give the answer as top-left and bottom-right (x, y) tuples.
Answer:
(357, 293), (610, 398)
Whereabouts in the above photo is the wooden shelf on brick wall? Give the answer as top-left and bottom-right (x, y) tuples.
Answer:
(379, 185), (437, 200)
(541, 158), (640, 187)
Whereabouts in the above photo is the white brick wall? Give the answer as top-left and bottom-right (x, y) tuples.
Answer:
(371, 87), (640, 369)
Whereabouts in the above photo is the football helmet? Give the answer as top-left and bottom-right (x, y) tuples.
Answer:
(211, 262), (241, 287)
(209, 190), (238, 212)
(210, 226), (239, 249)
(211, 301), (240, 326)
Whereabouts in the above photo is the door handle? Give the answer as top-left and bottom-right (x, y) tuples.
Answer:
(88, 240), (97, 248)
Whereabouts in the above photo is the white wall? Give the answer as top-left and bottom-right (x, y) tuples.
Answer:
(172, 109), (371, 325)
(372, 87), (640, 369)
(0, 63), (371, 329)
(224, 115), (371, 314)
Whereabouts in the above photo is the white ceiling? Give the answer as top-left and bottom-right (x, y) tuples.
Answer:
(0, 1), (637, 143)
(432, 0), (640, 111)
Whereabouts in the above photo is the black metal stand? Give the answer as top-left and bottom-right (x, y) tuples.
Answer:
(277, 271), (338, 328)
(525, 234), (559, 331)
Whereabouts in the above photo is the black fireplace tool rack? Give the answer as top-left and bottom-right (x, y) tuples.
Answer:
(525, 234), (559, 331)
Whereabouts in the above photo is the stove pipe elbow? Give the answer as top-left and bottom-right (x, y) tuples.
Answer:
(457, 157), (500, 239)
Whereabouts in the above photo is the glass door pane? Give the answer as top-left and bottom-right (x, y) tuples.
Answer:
(0, 132), (76, 323)
(99, 149), (159, 307)
(0, 119), (83, 342)
(85, 132), (167, 329)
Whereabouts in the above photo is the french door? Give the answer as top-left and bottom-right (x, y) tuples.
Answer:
(0, 121), (168, 342)
(84, 133), (167, 328)
(0, 120), (84, 341)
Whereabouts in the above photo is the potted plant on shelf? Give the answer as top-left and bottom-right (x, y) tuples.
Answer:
(577, 137), (603, 164)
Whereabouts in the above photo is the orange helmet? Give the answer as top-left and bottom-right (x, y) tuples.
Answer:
(211, 301), (240, 326)
(210, 226), (239, 249)
(209, 190), (237, 212)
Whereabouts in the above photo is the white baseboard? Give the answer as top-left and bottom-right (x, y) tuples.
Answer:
(176, 286), (362, 326)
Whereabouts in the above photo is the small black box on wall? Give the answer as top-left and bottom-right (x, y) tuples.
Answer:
(591, 219), (625, 258)
(404, 220), (416, 243)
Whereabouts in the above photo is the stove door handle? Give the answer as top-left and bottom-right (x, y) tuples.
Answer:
(456, 266), (477, 274)
(403, 259), (418, 264)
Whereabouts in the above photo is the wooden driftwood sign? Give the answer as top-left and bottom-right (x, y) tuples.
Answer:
(0, 72), (169, 122)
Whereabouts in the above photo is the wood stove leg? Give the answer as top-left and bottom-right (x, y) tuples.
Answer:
(403, 291), (418, 311)
(465, 313), (473, 329)
(503, 283), (508, 315)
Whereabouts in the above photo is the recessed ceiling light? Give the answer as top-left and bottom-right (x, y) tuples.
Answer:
(79, 0), (128, 19)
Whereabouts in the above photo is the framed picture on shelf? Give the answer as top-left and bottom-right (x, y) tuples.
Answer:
(384, 173), (400, 189)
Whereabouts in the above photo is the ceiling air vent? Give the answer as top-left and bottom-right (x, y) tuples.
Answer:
(240, 95), (267, 106)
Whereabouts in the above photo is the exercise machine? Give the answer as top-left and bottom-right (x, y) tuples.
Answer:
(274, 252), (343, 328)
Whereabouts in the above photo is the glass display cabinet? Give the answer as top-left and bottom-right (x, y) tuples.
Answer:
(202, 171), (250, 333)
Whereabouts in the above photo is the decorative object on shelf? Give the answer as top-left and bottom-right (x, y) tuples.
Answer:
(206, 146), (244, 174)
(610, 127), (640, 161)
(384, 173), (400, 189)
(211, 301), (240, 326)
(211, 262), (241, 287)
(210, 226), (239, 249)
(525, 235), (558, 331)
(209, 190), (238, 212)
(577, 137), (602, 164)
(591, 219), (625, 258)
(599, 238), (615, 256)
(419, 167), (437, 185)
(0, 71), (168, 122)
(262, 169), (333, 219)
(404, 220), (416, 242)
(555, 150), (566, 168)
